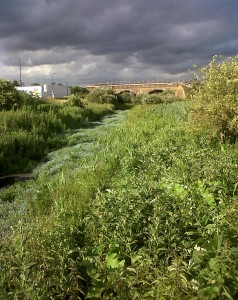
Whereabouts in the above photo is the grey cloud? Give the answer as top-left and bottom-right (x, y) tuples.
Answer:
(0, 0), (238, 84)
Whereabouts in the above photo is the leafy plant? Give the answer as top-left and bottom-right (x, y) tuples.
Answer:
(67, 94), (85, 108)
(1, 100), (238, 299)
(71, 86), (89, 97)
(86, 88), (118, 105)
(0, 79), (20, 110)
(190, 55), (238, 143)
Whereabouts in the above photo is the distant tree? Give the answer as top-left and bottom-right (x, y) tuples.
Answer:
(31, 82), (41, 86)
(86, 88), (118, 104)
(12, 80), (21, 86)
(117, 91), (135, 103)
(71, 86), (89, 97)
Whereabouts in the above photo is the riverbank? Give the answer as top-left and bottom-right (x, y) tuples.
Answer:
(0, 173), (33, 189)
(1, 102), (238, 299)
(0, 99), (115, 177)
(0, 109), (129, 238)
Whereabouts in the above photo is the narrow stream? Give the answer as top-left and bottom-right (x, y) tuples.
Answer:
(0, 110), (128, 188)
(0, 110), (129, 238)
(0, 174), (33, 189)
(34, 109), (128, 178)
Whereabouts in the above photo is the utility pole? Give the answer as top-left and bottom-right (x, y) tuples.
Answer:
(66, 82), (68, 96)
(19, 57), (22, 86)
(52, 73), (56, 98)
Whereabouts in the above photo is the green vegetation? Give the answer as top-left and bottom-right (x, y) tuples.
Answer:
(1, 80), (181, 176)
(136, 89), (181, 104)
(0, 79), (20, 110)
(1, 56), (238, 299)
(70, 86), (89, 98)
(1, 101), (238, 299)
(0, 80), (115, 175)
(190, 55), (238, 143)
(86, 88), (119, 105)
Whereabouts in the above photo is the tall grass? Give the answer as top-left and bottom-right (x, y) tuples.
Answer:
(84, 102), (238, 299)
(0, 101), (238, 299)
(0, 101), (114, 175)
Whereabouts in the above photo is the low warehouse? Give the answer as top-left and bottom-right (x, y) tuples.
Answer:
(16, 84), (70, 98)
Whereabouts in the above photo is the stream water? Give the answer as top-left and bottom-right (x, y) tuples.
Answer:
(0, 110), (128, 188)
(34, 109), (128, 178)
(0, 174), (33, 189)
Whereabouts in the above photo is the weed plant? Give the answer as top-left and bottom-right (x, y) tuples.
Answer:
(0, 98), (114, 175)
(83, 103), (238, 299)
(1, 101), (238, 299)
(190, 55), (238, 143)
(136, 90), (182, 105)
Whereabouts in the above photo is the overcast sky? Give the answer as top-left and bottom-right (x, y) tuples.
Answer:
(0, 0), (237, 86)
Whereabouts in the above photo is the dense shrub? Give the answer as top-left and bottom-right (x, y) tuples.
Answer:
(0, 95), (115, 175)
(190, 55), (238, 143)
(159, 89), (182, 103)
(66, 94), (84, 108)
(0, 79), (20, 110)
(0, 108), (65, 175)
(1, 108), (64, 133)
(135, 90), (181, 104)
(70, 86), (89, 97)
(140, 93), (163, 104)
(17, 90), (44, 107)
(117, 91), (135, 103)
(86, 88), (118, 105)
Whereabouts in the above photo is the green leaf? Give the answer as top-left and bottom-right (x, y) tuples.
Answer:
(214, 234), (223, 252)
(105, 253), (125, 269)
(209, 257), (221, 273)
(202, 190), (216, 207)
(185, 231), (197, 236)
(131, 255), (142, 265)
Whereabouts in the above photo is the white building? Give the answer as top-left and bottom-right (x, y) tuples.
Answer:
(43, 84), (71, 98)
(16, 84), (71, 99)
(16, 86), (43, 97)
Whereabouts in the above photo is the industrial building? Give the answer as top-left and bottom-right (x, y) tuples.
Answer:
(43, 84), (70, 98)
(16, 84), (70, 99)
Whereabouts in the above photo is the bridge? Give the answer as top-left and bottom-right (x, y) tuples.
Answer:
(86, 82), (186, 98)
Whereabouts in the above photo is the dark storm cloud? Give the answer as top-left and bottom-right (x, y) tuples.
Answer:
(0, 0), (238, 84)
